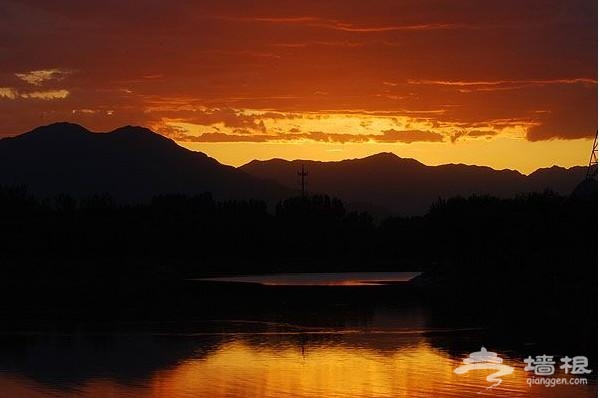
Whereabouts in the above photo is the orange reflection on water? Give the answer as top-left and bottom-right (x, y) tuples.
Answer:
(156, 341), (444, 397)
(151, 340), (528, 397)
(0, 338), (596, 398)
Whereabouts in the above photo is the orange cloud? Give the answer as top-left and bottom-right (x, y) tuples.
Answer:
(215, 15), (472, 33)
(407, 78), (597, 92)
(15, 68), (72, 86)
(20, 89), (70, 100)
(0, 88), (18, 99)
(0, 88), (69, 100)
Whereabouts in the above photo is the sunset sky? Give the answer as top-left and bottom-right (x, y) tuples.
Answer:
(0, 0), (597, 173)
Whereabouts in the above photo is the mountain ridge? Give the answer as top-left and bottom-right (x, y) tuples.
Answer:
(242, 152), (584, 177)
(241, 153), (587, 215)
(0, 123), (589, 215)
(0, 122), (289, 203)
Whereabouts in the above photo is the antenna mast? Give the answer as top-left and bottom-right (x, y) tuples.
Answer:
(298, 164), (308, 197)
(586, 130), (598, 179)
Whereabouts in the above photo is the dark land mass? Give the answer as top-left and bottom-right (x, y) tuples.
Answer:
(0, 122), (289, 204)
(0, 122), (596, 366)
(242, 153), (587, 216)
(0, 186), (596, 331)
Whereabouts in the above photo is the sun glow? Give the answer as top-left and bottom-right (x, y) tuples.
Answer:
(150, 110), (591, 173)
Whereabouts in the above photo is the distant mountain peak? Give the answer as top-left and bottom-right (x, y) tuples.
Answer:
(110, 125), (155, 135)
(358, 152), (425, 167)
(243, 152), (425, 168)
(41, 121), (87, 130)
(364, 152), (399, 160)
(108, 125), (175, 145)
(23, 123), (165, 139)
(531, 165), (569, 173)
(8, 123), (176, 148)
(27, 122), (91, 137)
(240, 152), (588, 215)
(0, 122), (290, 203)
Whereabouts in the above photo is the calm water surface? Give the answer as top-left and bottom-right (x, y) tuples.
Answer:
(194, 271), (421, 286)
(0, 275), (596, 398)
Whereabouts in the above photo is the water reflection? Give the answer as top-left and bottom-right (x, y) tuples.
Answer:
(194, 272), (421, 286)
(0, 326), (596, 398)
(0, 284), (596, 398)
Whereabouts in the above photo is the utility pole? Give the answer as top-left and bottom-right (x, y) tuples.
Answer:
(298, 164), (308, 197)
(586, 130), (598, 180)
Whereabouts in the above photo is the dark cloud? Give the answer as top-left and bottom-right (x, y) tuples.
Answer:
(169, 129), (446, 144)
(526, 88), (597, 141)
(379, 129), (444, 143)
(451, 129), (498, 143)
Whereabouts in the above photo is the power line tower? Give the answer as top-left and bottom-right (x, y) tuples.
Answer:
(297, 164), (308, 197)
(586, 131), (598, 180)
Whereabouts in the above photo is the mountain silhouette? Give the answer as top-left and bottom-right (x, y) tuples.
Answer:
(0, 122), (289, 202)
(0, 124), (588, 215)
(241, 153), (587, 215)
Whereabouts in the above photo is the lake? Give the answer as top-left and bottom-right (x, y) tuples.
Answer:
(193, 271), (421, 286)
(0, 274), (596, 397)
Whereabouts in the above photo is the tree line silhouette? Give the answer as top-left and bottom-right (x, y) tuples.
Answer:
(0, 184), (596, 324)
(0, 185), (595, 282)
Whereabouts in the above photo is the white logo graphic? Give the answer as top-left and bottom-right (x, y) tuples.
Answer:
(454, 347), (515, 389)
(524, 355), (592, 376)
